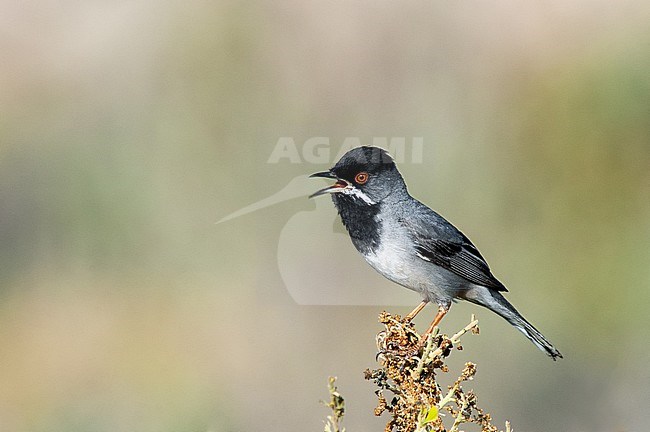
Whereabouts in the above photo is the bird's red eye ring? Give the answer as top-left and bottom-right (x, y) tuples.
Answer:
(355, 172), (369, 184)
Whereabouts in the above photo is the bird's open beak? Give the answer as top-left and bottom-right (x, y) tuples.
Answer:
(309, 171), (336, 179)
(309, 171), (350, 198)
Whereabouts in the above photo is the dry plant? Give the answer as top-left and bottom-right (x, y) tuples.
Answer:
(322, 376), (346, 432)
(323, 312), (512, 432)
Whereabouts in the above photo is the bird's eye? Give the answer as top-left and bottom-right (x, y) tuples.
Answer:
(355, 172), (369, 185)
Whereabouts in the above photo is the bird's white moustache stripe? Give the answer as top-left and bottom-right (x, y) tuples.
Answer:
(343, 187), (376, 205)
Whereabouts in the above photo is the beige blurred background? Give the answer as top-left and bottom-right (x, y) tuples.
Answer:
(2, 1), (650, 431)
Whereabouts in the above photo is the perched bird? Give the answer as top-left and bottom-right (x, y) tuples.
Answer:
(309, 146), (562, 360)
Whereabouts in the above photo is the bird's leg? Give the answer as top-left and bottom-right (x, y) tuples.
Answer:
(396, 305), (449, 358)
(404, 305), (448, 356)
(420, 305), (448, 341)
(379, 301), (429, 356)
(379, 303), (448, 357)
(404, 300), (428, 322)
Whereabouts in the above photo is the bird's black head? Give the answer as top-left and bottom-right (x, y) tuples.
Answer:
(309, 146), (407, 205)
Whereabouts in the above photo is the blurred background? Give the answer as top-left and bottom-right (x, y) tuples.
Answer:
(2, 1), (650, 431)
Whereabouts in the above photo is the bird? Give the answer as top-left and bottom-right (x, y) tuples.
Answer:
(309, 146), (562, 360)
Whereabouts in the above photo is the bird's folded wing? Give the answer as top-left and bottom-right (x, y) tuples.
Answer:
(401, 210), (507, 291)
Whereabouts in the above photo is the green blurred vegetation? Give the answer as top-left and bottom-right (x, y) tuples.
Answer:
(1, 2), (649, 431)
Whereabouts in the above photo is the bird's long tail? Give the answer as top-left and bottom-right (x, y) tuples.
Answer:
(464, 289), (563, 360)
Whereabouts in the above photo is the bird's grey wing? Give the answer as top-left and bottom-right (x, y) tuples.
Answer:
(400, 205), (507, 292)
